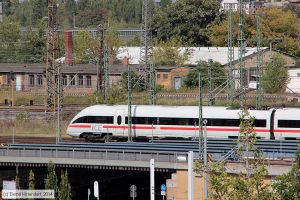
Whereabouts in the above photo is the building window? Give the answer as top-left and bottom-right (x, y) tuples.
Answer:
(37, 75), (43, 86)
(62, 75), (67, 86)
(163, 74), (168, 79)
(157, 74), (161, 79)
(78, 75), (83, 87)
(29, 75), (35, 86)
(297, 73), (300, 77)
(70, 75), (75, 86)
(86, 76), (92, 87)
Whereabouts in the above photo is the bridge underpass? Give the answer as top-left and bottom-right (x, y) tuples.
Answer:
(0, 140), (297, 200)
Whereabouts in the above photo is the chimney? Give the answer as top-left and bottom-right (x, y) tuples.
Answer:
(64, 31), (73, 65)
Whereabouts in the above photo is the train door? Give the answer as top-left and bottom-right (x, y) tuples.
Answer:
(115, 110), (125, 136)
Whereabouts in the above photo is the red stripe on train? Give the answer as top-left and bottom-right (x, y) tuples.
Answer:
(160, 127), (270, 133)
(68, 124), (300, 134)
(68, 124), (91, 128)
(103, 125), (155, 130)
(274, 129), (300, 133)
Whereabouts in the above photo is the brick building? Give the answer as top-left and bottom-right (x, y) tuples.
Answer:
(0, 63), (139, 94)
(156, 67), (191, 90)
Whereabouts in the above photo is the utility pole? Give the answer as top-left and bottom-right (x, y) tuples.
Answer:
(150, 159), (155, 200)
(56, 64), (62, 144)
(140, 0), (156, 105)
(188, 151), (194, 200)
(126, 57), (133, 142)
(198, 73), (204, 163)
(208, 59), (213, 106)
(203, 120), (208, 200)
(96, 24), (105, 99)
(227, 4), (234, 105)
(256, 14), (263, 109)
(238, 0), (245, 108)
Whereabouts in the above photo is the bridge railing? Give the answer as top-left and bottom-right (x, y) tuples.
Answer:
(0, 146), (188, 164)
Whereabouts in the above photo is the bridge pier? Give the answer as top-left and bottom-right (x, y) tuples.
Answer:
(167, 170), (204, 200)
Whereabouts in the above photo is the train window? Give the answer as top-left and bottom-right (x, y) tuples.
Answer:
(253, 119), (266, 127)
(206, 119), (240, 127)
(73, 116), (114, 124)
(125, 117), (158, 125)
(278, 120), (300, 128)
(95, 116), (114, 124)
(117, 116), (122, 125)
(159, 118), (198, 126)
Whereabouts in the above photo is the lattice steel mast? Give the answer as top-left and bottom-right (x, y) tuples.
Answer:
(256, 14), (263, 109)
(104, 36), (109, 102)
(46, 0), (61, 112)
(227, 4), (234, 105)
(140, 0), (156, 104)
(238, 0), (246, 107)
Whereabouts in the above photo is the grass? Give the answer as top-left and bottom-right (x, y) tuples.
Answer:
(0, 119), (70, 137)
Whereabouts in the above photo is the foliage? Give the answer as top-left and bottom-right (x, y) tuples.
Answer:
(153, 38), (191, 66)
(88, 86), (127, 105)
(16, 111), (30, 122)
(9, 0), (150, 28)
(273, 164), (300, 200)
(73, 25), (121, 64)
(21, 20), (47, 63)
(184, 61), (225, 88)
(28, 170), (35, 200)
(152, 0), (220, 46)
(45, 161), (58, 200)
(0, 16), (21, 62)
(107, 86), (127, 105)
(121, 71), (145, 92)
(75, 8), (109, 28)
(262, 54), (288, 93)
(58, 170), (72, 200)
(195, 109), (274, 200)
(126, 34), (141, 46)
(208, 8), (300, 56)
(272, 149), (300, 200)
(73, 30), (95, 64)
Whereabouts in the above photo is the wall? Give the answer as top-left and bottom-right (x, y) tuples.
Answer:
(167, 170), (204, 200)
(157, 67), (190, 90)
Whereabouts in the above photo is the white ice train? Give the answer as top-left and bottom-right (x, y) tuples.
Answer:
(67, 105), (300, 141)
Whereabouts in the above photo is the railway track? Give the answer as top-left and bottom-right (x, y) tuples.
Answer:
(0, 136), (84, 144)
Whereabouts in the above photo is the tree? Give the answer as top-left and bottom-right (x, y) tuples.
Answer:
(262, 54), (288, 93)
(28, 170), (35, 200)
(208, 8), (300, 56)
(75, 8), (109, 28)
(0, 16), (21, 62)
(272, 149), (300, 200)
(73, 30), (94, 63)
(45, 161), (58, 200)
(58, 170), (71, 200)
(195, 109), (274, 200)
(153, 37), (191, 66)
(184, 61), (225, 88)
(32, 0), (47, 25)
(20, 19), (47, 63)
(152, 0), (220, 46)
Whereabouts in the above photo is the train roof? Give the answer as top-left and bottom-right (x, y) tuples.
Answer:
(73, 105), (273, 120)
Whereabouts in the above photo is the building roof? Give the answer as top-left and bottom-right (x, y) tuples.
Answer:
(117, 47), (267, 66)
(0, 63), (140, 75)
